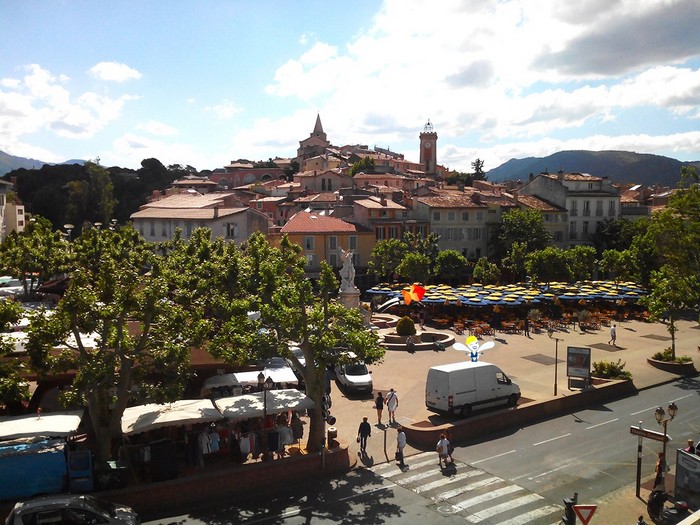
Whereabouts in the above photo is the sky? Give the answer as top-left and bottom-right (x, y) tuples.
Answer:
(1, 0), (699, 174)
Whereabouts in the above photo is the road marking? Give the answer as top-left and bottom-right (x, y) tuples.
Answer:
(467, 493), (544, 522)
(496, 504), (562, 525)
(433, 476), (501, 501)
(397, 468), (444, 485)
(452, 484), (522, 511)
(533, 433), (571, 446)
(415, 469), (483, 493)
(586, 417), (619, 429)
(373, 452), (433, 474)
(631, 405), (660, 416)
(472, 449), (516, 464)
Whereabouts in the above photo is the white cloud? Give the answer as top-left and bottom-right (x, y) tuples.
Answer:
(137, 120), (179, 136)
(89, 62), (142, 82)
(203, 100), (243, 120)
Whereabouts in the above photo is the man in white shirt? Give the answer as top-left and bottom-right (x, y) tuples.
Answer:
(396, 426), (407, 468)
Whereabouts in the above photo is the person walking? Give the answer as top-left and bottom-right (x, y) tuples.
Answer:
(386, 388), (399, 424)
(444, 428), (455, 463)
(374, 392), (384, 425)
(396, 426), (406, 468)
(357, 417), (371, 453)
(436, 432), (450, 469)
(608, 324), (617, 346)
(684, 439), (695, 453)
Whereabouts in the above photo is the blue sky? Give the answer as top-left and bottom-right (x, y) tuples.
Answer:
(1, 0), (699, 173)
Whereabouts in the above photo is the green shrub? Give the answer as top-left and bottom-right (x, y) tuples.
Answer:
(396, 316), (416, 336)
(651, 348), (692, 363)
(592, 359), (633, 380)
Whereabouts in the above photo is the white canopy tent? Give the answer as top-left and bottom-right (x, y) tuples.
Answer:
(234, 367), (298, 387)
(121, 399), (223, 436)
(0, 410), (84, 441)
(215, 389), (314, 420)
(203, 373), (242, 390)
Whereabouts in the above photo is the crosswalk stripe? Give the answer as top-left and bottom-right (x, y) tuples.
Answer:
(453, 484), (522, 511)
(467, 494), (544, 522)
(496, 505), (562, 525)
(397, 468), (444, 485)
(415, 469), (483, 493)
(434, 475), (502, 501)
(372, 452), (434, 474)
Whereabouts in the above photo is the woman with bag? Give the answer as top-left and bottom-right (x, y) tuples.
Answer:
(374, 392), (384, 425)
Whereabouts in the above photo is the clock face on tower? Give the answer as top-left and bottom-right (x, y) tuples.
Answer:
(424, 142), (432, 149)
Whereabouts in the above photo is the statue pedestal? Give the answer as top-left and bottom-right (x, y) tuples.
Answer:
(338, 287), (361, 310)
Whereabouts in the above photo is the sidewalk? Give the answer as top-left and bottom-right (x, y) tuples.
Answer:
(330, 316), (699, 523)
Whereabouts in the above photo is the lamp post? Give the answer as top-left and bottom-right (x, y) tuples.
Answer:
(258, 372), (274, 461)
(548, 329), (562, 396)
(63, 223), (74, 242)
(654, 402), (678, 489)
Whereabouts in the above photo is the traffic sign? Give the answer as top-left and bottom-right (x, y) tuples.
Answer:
(630, 425), (670, 443)
(573, 504), (597, 524)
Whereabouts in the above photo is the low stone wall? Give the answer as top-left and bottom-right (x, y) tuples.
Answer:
(403, 379), (637, 448)
(381, 332), (454, 351)
(647, 358), (698, 376)
(92, 440), (352, 520)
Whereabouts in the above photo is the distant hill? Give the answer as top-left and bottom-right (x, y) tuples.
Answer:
(0, 150), (48, 175)
(0, 150), (87, 176)
(486, 150), (700, 186)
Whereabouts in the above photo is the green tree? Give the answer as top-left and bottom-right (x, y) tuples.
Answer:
(525, 247), (571, 282)
(349, 157), (376, 176)
(0, 299), (28, 412)
(471, 158), (486, 180)
(402, 232), (440, 273)
(472, 256), (500, 284)
(600, 249), (638, 283)
(565, 245), (597, 281)
(501, 241), (528, 283)
(396, 252), (431, 283)
(493, 208), (551, 260)
(368, 239), (408, 281)
(434, 250), (470, 285)
(591, 217), (646, 256)
(26, 227), (207, 464)
(0, 216), (68, 296)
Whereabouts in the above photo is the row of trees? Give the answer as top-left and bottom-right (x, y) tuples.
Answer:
(0, 226), (383, 464)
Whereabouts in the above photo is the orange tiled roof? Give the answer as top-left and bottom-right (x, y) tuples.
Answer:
(354, 197), (406, 210)
(280, 211), (361, 234)
(131, 207), (247, 220)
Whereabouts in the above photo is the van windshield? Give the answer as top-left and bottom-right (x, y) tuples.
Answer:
(346, 364), (368, 376)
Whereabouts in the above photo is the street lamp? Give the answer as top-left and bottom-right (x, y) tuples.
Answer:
(63, 224), (74, 242)
(258, 372), (274, 461)
(548, 329), (562, 396)
(654, 402), (678, 489)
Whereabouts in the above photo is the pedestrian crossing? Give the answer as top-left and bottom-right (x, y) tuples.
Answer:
(372, 451), (563, 525)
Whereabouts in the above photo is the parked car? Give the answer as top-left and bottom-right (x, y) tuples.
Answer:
(0, 279), (24, 297)
(4, 494), (140, 525)
(334, 360), (373, 395)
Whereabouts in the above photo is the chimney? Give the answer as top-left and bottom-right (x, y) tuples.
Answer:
(380, 195), (387, 206)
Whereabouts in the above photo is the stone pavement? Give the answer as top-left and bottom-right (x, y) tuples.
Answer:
(329, 316), (700, 524)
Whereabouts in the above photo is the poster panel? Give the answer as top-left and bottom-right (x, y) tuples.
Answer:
(567, 346), (591, 379)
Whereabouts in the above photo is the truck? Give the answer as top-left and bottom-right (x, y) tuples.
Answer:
(425, 361), (520, 418)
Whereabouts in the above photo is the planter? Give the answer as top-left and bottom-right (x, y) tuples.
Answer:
(647, 358), (698, 376)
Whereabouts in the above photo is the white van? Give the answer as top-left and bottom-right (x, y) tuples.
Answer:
(425, 361), (520, 418)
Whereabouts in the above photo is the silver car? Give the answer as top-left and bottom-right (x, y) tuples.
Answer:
(4, 494), (140, 525)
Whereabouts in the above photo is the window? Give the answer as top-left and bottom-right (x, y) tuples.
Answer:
(447, 211), (455, 221)
(375, 227), (385, 240)
(609, 201), (616, 216)
(349, 236), (357, 250)
(150, 221), (155, 236)
(329, 253), (337, 267)
(554, 231), (563, 242)
(329, 236), (337, 250)
(304, 237), (314, 250)
(161, 221), (167, 237)
(433, 211), (441, 221)
(226, 223), (239, 238)
(185, 221), (193, 236)
(17, 208), (23, 215)
(583, 201), (590, 216)
(389, 226), (398, 238)
(474, 228), (482, 240)
(462, 211), (469, 221)
(256, 201), (262, 209)
(305, 254), (316, 267)
(569, 221), (577, 239)
(582, 221), (589, 235)
(596, 201), (603, 216)
(321, 179), (326, 191)
(327, 178), (332, 191)
(570, 201), (578, 216)
(381, 210), (387, 217)
(476, 211), (484, 221)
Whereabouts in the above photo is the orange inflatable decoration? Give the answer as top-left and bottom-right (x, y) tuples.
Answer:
(401, 283), (426, 305)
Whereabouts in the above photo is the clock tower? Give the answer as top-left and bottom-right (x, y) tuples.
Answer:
(419, 119), (437, 175)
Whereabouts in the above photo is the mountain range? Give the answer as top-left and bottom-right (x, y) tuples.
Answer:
(1, 149), (699, 187)
(485, 150), (700, 187)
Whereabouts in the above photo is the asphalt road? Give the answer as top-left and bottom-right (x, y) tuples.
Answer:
(142, 380), (700, 525)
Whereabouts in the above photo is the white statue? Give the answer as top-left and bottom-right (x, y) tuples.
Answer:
(339, 247), (357, 292)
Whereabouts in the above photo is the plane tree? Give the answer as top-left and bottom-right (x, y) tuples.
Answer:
(0, 299), (28, 412)
(25, 226), (208, 464)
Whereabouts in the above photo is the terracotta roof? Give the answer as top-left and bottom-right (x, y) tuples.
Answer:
(414, 193), (488, 208)
(514, 194), (567, 212)
(280, 211), (361, 234)
(543, 172), (602, 182)
(354, 197), (406, 210)
(294, 193), (338, 204)
(143, 193), (236, 209)
(131, 207), (247, 220)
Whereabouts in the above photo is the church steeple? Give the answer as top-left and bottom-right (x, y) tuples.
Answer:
(419, 119), (438, 175)
(312, 113), (326, 140)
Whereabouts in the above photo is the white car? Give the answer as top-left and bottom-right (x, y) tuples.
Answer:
(4, 494), (140, 525)
(0, 279), (25, 297)
(334, 361), (373, 395)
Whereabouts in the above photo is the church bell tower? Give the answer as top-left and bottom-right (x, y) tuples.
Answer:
(419, 120), (437, 175)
